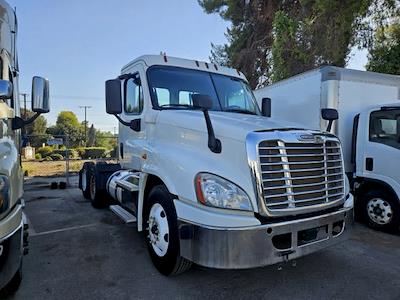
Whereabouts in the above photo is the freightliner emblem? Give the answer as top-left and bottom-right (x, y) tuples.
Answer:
(297, 134), (325, 144)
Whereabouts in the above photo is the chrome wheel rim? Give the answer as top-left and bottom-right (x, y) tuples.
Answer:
(148, 203), (169, 257)
(367, 198), (393, 225)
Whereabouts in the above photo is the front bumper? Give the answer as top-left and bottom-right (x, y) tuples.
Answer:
(179, 206), (353, 269)
(0, 205), (23, 290)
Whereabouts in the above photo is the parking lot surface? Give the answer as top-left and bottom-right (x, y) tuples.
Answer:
(7, 177), (400, 300)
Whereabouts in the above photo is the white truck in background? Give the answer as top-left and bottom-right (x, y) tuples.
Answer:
(0, 0), (50, 294)
(79, 55), (353, 276)
(255, 66), (400, 232)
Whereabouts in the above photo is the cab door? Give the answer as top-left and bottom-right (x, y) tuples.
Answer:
(118, 64), (146, 171)
(358, 107), (400, 195)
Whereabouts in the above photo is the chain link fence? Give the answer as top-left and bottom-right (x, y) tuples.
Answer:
(21, 134), (119, 185)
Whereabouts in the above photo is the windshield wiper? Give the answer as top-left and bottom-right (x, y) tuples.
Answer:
(160, 104), (193, 109)
(224, 108), (257, 115)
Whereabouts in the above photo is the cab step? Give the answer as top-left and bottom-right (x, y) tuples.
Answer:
(110, 205), (137, 223)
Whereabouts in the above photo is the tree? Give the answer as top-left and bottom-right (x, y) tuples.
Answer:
(87, 124), (96, 147)
(198, 0), (397, 87)
(366, 22), (400, 74)
(47, 111), (84, 147)
(21, 109), (48, 147)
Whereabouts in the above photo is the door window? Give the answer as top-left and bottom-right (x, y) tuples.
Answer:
(124, 75), (143, 114)
(369, 109), (400, 150)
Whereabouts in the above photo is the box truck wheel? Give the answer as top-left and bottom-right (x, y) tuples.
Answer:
(80, 162), (94, 199)
(88, 168), (109, 209)
(144, 185), (192, 276)
(362, 190), (400, 232)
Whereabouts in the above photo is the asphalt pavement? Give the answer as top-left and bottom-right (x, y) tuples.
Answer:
(7, 176), (400, 300)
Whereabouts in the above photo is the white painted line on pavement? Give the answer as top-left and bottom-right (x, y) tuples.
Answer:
(30, 223), (100, 237)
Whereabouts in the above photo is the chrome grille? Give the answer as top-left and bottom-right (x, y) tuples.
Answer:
(258, 139), (344, 211)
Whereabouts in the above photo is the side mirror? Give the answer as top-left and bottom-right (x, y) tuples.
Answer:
(321, 108), (338, 132)
(105, 79), (122, 114)
(32, 76), (50, 113)
(262, 97), (271, 117)
(12, 76), (50, 130)
(0, 80), (12, 99)
(192, 94), (213, 110)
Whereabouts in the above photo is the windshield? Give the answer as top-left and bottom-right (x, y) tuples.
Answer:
(369, 108), (400, 150)
(147, 66), (261, 115)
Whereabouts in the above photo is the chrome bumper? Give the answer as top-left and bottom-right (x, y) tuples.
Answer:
(179, 207), (353, 269)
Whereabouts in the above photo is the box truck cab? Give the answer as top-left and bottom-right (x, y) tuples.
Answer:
(79, 55), (353, 276)
(0, 0), (50, 293)
(254, 66), (400, 232)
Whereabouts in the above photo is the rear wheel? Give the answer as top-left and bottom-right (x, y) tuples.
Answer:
(88, 169), (109, 209)
(80, 162), (94, 199)
(144, 185), (192, 276)
(362, 190), (400, 232)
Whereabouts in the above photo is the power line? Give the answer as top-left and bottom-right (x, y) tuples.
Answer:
(53, 94), (103, 100)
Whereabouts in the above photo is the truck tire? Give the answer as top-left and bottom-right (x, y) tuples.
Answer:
(88, 169), (109, 209)
(362, 190), (400, 232)
(144, 185), (192, 276)
(0, 263), (22, 297)
(80, 162), (94, 199)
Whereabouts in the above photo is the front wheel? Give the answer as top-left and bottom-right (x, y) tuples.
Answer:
(362, 190), (400, 232)
(144, 185), (192, 276)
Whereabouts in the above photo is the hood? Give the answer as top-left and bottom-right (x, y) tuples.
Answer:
(156, 110), (305, 142)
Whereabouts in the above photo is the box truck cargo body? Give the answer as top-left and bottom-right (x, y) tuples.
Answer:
(255, 66), (400, 231)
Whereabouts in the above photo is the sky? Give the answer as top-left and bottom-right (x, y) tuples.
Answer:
(7, 0), (367, 132)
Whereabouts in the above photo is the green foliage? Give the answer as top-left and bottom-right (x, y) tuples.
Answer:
(80, 147), (108, 159)
(36, 146), (53, 158)
(21, 109), (49, 147)
(199, 0), (399, 86)
(43, 156), (53, 161)
(50, 153), (64, 161)
(47, 111), (84, 147)
(87, 124), (96, 147)
(35, 153), (42, 160)
(366, 22), (400, 74)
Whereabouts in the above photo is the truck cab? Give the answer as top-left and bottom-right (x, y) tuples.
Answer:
(0, 0), (50, 292)
(353, 104), (400, 229)
(80, 55), (353, 275)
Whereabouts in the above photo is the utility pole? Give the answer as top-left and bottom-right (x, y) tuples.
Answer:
(20, 93), (28, 118)
(20, 93), (28, 136)
(79, 105), (91, 145)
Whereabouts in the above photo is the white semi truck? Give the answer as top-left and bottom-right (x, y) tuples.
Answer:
(0, 0), (50, 293)
(79, 55), (353, 275)
(255, 66), (400, 232)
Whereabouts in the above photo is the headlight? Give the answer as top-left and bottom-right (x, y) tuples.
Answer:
(195, 173), (253, 211)
(0, 175), (9, 213)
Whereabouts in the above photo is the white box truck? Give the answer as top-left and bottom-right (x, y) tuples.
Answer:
(254, 66), (400, 232)
(0, 0), (50, 293)
(79, 55), (353, 276)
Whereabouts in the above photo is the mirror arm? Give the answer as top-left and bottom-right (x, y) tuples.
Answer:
(326, 120), (333, 133)
(12, 112), (41, 130)
(201, 109), (221, 154)
(113, 114), (131, 127)
(113, 114), (141, 132)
